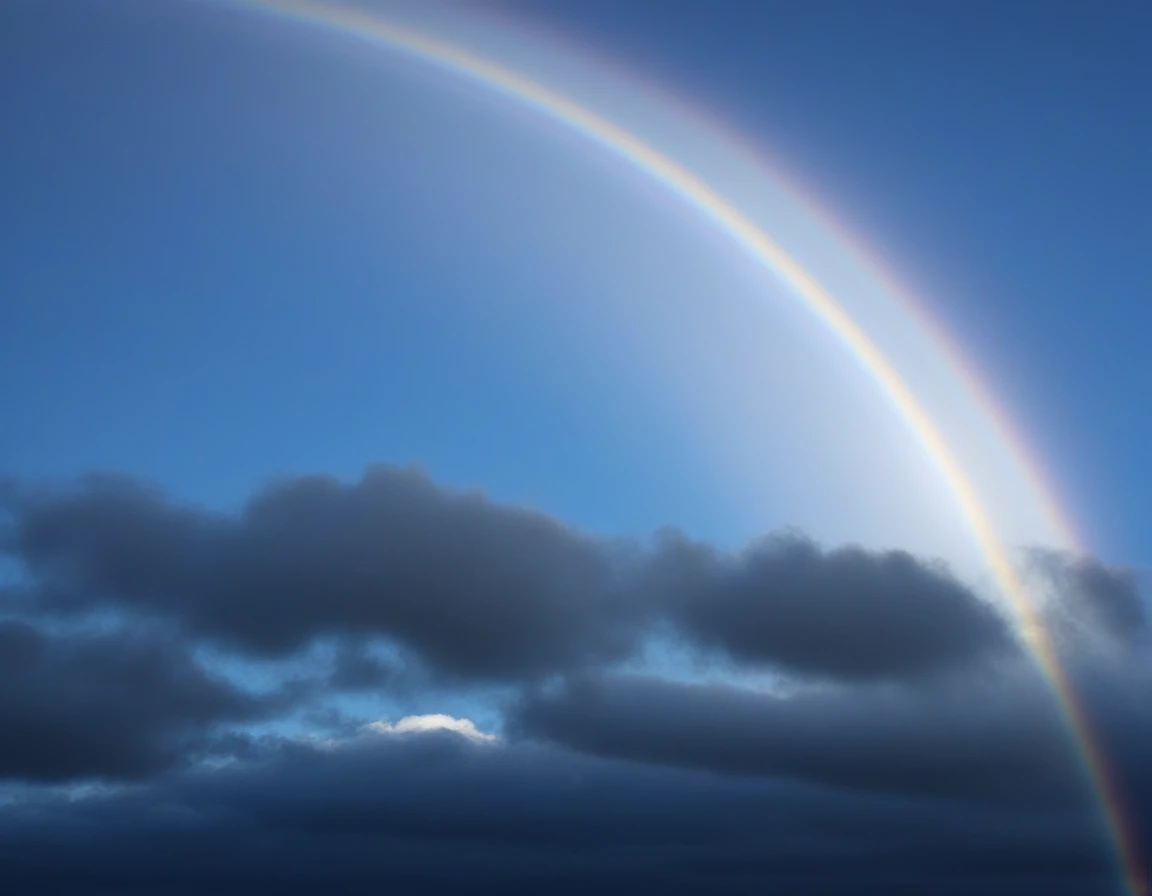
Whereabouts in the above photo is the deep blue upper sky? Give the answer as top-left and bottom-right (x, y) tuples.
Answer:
(2, 0), (1149, 564)
(498, 0), (1152, 564)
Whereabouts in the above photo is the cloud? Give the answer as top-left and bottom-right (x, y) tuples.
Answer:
(365, 713), (498, 744)
(0, 728), (1116, 895)
(0, 620), (268, 782)
(0, 466), (1149, 892)
(4, 467), (642, 681)
(510, 672), (1094, 808)
(3, 466), (1013, 683)
(327, 639), (401, 691)
(1027, 548), (1148, 648)
(646, 530), (1013, 679)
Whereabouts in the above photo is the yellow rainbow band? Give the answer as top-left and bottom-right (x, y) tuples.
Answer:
(222, 2), (1145, 892)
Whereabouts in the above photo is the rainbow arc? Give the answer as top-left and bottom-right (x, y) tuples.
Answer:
(219, 2), (1145, 891)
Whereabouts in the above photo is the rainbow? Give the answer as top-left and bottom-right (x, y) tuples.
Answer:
(216, 1), (1145, 891)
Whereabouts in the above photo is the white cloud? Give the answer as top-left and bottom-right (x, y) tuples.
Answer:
(365, 713), (497, 744)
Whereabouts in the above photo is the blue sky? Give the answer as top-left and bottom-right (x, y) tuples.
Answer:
(494, 0), (1152, 564)
(2, 0), (741, 538)
(3, 0), (1148, 565)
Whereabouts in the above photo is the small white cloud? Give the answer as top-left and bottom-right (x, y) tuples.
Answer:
(365, 713), (497, 744)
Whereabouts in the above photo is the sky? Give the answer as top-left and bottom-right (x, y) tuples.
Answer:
(493, 0), (1152, 563)
(1, 1), (1150, 894)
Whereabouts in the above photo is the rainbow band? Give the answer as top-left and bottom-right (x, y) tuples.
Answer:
(223, 1), (1145, 891)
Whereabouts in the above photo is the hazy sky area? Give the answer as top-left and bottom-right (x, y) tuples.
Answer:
(0, 1), (1149, 894)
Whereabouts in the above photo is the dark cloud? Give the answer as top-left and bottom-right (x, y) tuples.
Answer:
(1028, 549), (1148, 647)
(0, 620), (266, 781)
(648, 530), (1013, 679)
(0, 727), (1117, 895)
(0, 467), (1148, 893)
(511, 672), (1091, 807)
(5, 468), (642, 681)
(3, 466), (1013, 683)
(327, 640), (401, 691)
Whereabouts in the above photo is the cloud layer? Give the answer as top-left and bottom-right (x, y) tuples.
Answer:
(0, 465), (1148, 894)
(4, 465), (1013, 682)
(0, 727), (1121, 896)
(0, 620), (268, 781)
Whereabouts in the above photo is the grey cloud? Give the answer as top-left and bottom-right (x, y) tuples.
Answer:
(5, 467), (642, 682)
(0, 727), (1116, 895)
(511, 672), (1092, 808)
(3, 467), (1014, 684)
(1028, 548), (1147, 646)
(0, 620), (267, 781)
(0, 468), (1148, 892)
(648, 530), (1013, 679)
(328, 640), (401, 691)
